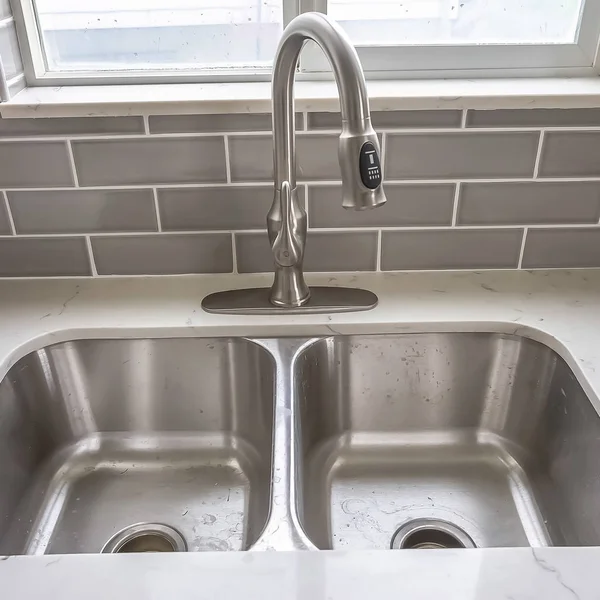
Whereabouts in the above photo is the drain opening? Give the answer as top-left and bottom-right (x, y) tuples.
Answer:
(391, 519), (476, 550)
(103, 523), (187, 554)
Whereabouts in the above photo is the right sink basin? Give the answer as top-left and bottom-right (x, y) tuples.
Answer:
(295, 333), (600, 550)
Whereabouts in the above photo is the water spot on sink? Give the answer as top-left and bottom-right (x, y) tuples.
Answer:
(195, 537), (231, 551)
(341, 498), (369, 515)
(202, 514), (217, 525)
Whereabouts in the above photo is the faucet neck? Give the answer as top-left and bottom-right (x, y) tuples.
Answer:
(271, 12), (371, 190)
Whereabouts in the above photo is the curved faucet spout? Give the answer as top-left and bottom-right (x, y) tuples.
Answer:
(267, 12), (387, 308)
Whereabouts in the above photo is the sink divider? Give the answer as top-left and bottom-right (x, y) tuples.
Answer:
(249, 338), (320, 551)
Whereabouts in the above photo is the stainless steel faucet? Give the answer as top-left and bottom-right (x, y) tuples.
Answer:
(202, 12), (387, 315)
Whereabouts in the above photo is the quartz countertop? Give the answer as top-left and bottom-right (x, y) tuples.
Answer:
(1, 269), (599, 599)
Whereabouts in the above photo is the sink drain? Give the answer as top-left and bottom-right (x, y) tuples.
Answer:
(102, 523), (187, 553)
(391, 519), (476, 550)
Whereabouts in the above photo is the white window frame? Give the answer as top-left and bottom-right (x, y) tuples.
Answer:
(300, 0), (600, 78)
(8, 0), (600, 86)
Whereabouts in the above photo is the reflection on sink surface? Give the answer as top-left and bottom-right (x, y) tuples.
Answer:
(296, 333), (600, 550)
(1, 332), (598, 554)
(0, 338), (274, 554)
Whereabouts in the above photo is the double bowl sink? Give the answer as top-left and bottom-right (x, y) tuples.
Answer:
(0, 332), (598, 555)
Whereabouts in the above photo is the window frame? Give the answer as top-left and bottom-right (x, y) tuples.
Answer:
(300, 0), (600, 78)
(9, 0), (600, 86)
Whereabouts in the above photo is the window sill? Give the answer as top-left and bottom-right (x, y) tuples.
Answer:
(3, 77), (600, 118)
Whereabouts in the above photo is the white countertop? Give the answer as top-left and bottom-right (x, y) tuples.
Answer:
(1, 269), (599, 599)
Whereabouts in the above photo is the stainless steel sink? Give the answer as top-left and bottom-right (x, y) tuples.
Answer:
(296, 333), (600, 550)
(0, 338), (274, 554)
(0, 333), (598, 555)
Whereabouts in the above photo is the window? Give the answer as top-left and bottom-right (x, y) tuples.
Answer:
(301, 0), (600, 76)
(10, 0), (600, 85)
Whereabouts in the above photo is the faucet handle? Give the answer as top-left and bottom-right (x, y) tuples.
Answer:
(272, 181), (304, 268)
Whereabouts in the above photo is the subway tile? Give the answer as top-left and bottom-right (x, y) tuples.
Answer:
(0, 141), (73, 188)
(149, 113), (303, 134)
(467, 108), (600, 128)
(0, 116), (145, 138)
(539, 131), (600, 178)
(158, 186), (300, 231)
(0, 196), (11, 234)
(386, 132), (539, 180)
(72, 137), (226, 186)
(0, 20), (22, 80)
(0, 0), (12, 19)
(307, 110), (462, 130)
(0, 237), (90, 276)
(381, 229), (523, 271)
(229, 136), (272, 181)
(522, 228), (600, 269)
(8, 189), (157, 234)
(236, 231), (377, 273)
(229, 134), (341, 181)
(92, 233), (232, 275)
(458, 182), (600, 225)
(309, 183), (455, 228)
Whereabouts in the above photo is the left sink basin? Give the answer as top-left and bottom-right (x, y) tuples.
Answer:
(0, 338), (275, 554)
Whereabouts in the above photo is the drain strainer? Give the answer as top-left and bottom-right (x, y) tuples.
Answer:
(102, 523), (187, 553)
(391, 519), (476, 550)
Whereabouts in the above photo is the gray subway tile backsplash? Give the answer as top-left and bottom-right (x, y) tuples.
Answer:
(307, 110), (462, 130)
(381, 229), (523, 271)
(236, 231), (378, 273)
(92, 234), (233, 275)
(466, 108), (600, 128)
(8, 189), (157, 234)
(538, 131), (600, 178)
(72, 137), (227, 186)
(0, 141), (74, 188)
(0, 195), (11, 234)
(229, 134), (340, 182)
(386, 132), (539, 180)
(458, 181), (600, 225)
(309, 183), (455, 228)
(149, 113), (303, 134)
(158, 186), (295, 231)
(0, 108), (599, 277)
(0, 116), (145, 138)
(522, 228), (600, 269)
(0, 237), (90, 276)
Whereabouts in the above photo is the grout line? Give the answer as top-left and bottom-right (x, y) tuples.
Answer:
(65, 140), (80, 187)
(143, 115), (150, 134)
(376, 230), (382, 272)
(0, 222), (597, 240)
(451, 182), (461, 226)
(2, 125), (600, 145)
(533, 130), (545, 178)
(231, 233), (238, 274)
(85, 236), (98, 276)
(0, 264), (598, 282)
(461, 110), (468, 128)
(2, 191), (16, 235)
(517, 228), (528, 269)
(223, 134), (232, 184)
(152, 188), (162, 231)
(8, 176), (600, 194)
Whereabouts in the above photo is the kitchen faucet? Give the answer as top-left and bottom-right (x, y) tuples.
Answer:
(202, 12), (387, 315)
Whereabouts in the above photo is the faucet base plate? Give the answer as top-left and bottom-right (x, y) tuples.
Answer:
(201, 286), (378, 315)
